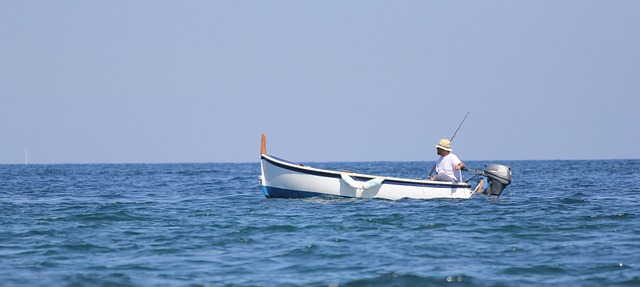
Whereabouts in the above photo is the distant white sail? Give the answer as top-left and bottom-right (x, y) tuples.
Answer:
(24, 146), (31, 164)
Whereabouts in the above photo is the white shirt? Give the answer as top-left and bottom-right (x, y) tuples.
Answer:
(435, 153), (462, 181)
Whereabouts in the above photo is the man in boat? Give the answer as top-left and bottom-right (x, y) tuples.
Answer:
(431, 139), (465, 182)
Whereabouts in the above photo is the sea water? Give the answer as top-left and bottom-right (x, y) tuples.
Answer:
(1, 160), (639, 286)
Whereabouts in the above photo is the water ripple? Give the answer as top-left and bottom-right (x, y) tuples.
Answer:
(0, 161), (639, 286)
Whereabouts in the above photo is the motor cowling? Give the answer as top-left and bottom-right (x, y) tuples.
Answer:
(483, 164), (512, 196)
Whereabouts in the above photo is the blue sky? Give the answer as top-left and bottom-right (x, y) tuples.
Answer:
(2, 1), (639, 164)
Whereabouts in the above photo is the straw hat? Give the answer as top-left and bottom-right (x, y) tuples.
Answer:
(435, 138), (452, 152)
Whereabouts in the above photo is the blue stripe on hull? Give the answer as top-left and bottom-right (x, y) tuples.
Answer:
(262, 186), (343, 199)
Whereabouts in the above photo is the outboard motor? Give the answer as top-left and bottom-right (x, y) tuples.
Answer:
(483, 164), (512, 196)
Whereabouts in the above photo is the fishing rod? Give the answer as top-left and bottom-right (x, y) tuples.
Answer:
(428, 111), (470, 177)
(449, 111), (469, 142)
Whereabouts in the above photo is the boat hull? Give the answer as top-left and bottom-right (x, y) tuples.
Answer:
(260, 154), (475, 200)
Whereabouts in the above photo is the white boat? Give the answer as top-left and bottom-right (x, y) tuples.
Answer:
(259, 135), (512, 200)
